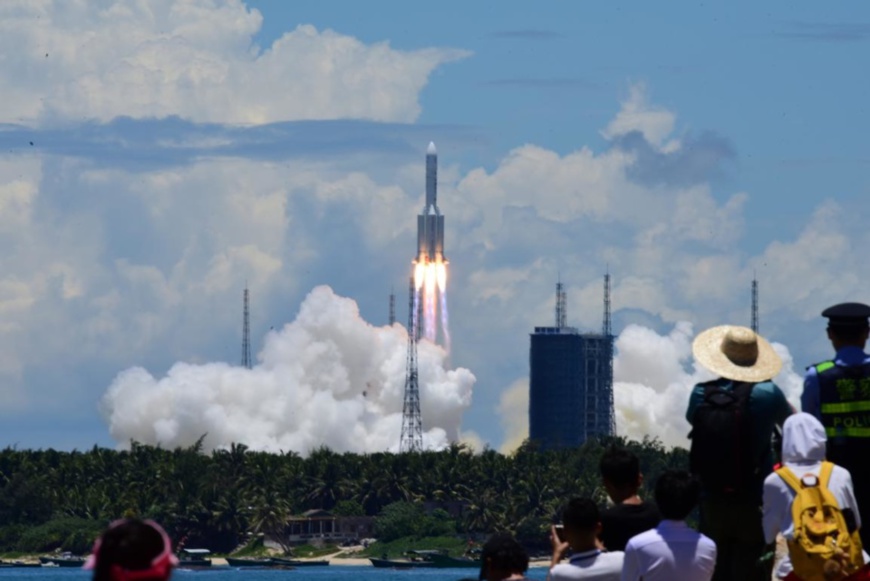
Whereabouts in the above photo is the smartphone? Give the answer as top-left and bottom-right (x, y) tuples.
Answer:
(554, 524), (565, 542)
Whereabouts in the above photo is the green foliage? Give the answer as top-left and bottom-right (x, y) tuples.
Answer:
(0, 436), (688, 553)
(418, 508), (457, 538)
(375, 502), (457, 542)
(359, 535), (468, 558)
(231, 534), (269, 557)
(0, 525), (27, 553)
(0, 473), (53, 524)
(291, 543), (338, 558)
(374, 502), (423, 542)
(332, 499), (365, 516)
(16, 517), (103, 554)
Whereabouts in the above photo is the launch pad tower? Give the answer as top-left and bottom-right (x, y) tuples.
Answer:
(528, 276), (615, 449)
(400, 277), (423, 452)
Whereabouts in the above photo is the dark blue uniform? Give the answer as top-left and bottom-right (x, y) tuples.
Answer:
(801, 302), (870, 547)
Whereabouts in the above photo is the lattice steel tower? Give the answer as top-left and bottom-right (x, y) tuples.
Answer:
(241, 285), (252, 369)
(400, 276), (423, 452)
(751, 274), (759, 334)
(555, 280), (567, 328)
(389, 289), (396, 326)
(603, 272), (616, 435)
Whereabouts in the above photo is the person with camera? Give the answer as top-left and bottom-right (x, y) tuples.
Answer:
(548, 498), (623, 581)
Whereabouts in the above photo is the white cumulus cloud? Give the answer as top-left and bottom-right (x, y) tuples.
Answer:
(602, 83), (680, 152)
(0, 0), (468, 124)
(101, 285), (475, 454)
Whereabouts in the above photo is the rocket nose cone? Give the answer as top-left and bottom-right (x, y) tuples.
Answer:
(427, 141), (437, 155)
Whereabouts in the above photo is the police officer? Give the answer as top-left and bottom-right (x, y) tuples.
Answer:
(802, 302), (870, 546)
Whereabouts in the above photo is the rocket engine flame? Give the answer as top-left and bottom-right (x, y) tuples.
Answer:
(438, 271), (451, 353)
(436, 262), (446, 291)
(413, 257), (449, 347)
(414, 263), (425, 291)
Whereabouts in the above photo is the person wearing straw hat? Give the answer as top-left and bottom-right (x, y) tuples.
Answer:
(687, 325), (792, 581)
(802, 302), (870, 548)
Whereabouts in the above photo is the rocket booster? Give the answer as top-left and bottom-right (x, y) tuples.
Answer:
(417, 142), (445, 263)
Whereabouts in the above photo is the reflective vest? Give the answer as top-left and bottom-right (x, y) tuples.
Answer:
(815, 360), (870, 543)
(816, 361), (870, 440)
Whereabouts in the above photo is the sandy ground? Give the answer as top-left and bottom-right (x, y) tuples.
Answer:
(328, 557), (374, 566)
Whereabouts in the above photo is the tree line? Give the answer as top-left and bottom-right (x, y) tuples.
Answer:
(0, 436), (687, 555)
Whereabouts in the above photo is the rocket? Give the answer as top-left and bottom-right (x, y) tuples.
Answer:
(412, 142), (450, 347)
(416, 142), (445, 263)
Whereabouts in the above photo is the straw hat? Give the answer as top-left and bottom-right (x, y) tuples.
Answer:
(692, 325), (782, 383)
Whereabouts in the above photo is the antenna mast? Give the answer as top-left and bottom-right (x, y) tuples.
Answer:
(555, 281), (567, 328)
(241, 286), (252, 369)
(751, 274), (759, 334)
(400, 276), (423, 452)
(603, 271), (615, 435)
(603, 271), (612, 336)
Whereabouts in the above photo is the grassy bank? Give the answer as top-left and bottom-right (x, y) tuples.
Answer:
(355, 536), (468, 559)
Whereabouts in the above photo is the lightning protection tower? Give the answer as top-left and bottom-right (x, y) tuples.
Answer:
(555, 280), (567, 328)
(400, 276), (423, 452)
(603, 272), (616, 436)
(241, 285), (252, 369)
(751, 275), (759, 334)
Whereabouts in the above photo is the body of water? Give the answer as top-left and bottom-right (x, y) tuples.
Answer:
(0, 565), (550, 581)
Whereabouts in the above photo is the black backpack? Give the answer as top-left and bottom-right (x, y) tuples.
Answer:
(689, 381), (758, 499)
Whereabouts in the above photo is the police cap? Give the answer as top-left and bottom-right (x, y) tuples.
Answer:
(822, 302), (870, 329)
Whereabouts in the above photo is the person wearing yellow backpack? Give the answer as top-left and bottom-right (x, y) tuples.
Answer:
(762, 412), (870, 580)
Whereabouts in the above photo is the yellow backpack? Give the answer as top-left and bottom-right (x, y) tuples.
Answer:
(776, 462), (864, 581)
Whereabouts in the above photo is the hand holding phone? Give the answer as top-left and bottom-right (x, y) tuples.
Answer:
(550, 524), (569, 564)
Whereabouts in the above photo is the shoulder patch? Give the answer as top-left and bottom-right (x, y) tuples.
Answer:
(815, 361), (835, 373)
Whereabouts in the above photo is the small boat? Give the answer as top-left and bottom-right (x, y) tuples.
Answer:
(0, 561), (40, 568)
(177, 559), (212, 568)
(269, 557), (330, 567)
(225, 557), (276, 568)
(427, 553), (480, 568)
(39, 554), (86, 568)
(369, 557), (433, 569)
(177, 548), (212, 568)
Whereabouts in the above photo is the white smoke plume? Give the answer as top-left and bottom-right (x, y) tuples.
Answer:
(614, 322), (803, 448)
(101, 286), (475, 454)
(496, 322), (804, 452)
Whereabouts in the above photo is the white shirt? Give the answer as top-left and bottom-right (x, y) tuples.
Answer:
(549, 549), (623, 581)
(762, 413), (866, 579)
(621, 520), (716, 581)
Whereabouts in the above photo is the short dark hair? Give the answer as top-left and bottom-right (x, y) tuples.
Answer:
(829, 324), (869, 343)
(562, 498), (599, 533)
(655, 470), (699, 521)
(478, 533), (528, 581)
(599, 446), (640, 488)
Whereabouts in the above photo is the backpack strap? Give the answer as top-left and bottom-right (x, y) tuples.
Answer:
(776, 463), (835, 491)
(819, 461), (834, 488)
(776, 466), (802, 492)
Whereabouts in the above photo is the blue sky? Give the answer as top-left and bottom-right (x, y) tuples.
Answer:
(0, 0), (868, 452)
